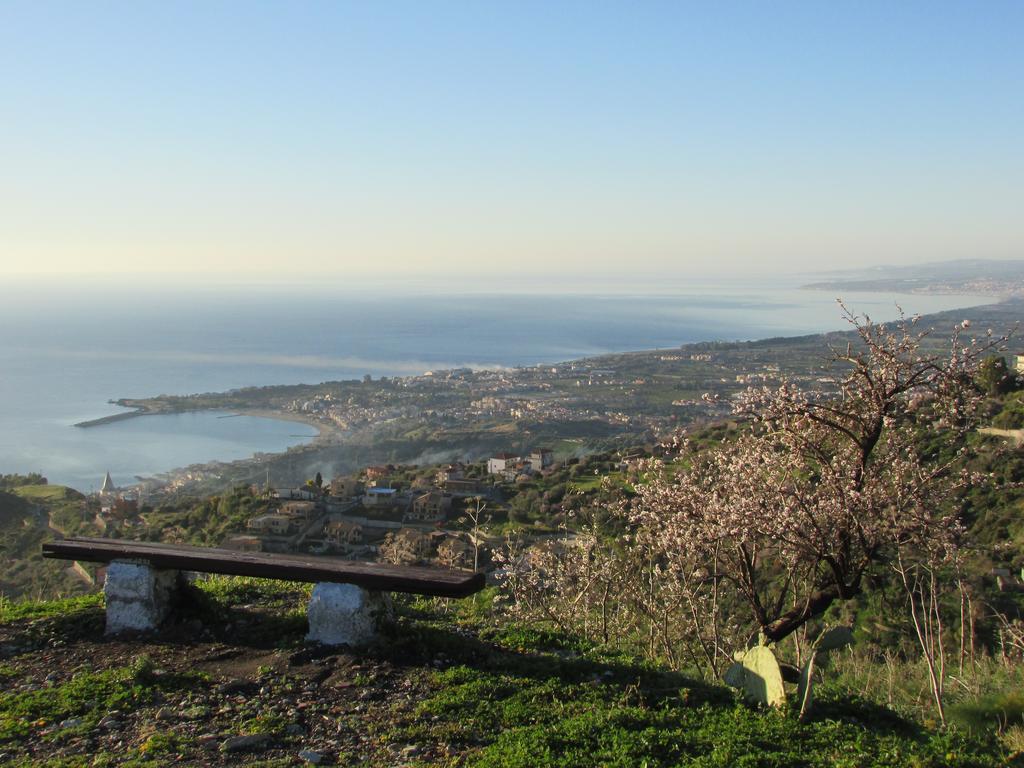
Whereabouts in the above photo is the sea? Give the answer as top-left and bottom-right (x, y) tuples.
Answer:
(0, 276), (994, 492)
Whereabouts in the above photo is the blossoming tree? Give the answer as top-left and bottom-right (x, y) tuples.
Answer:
(635, 309), (994, 643)
(500, 307), (1003, 682)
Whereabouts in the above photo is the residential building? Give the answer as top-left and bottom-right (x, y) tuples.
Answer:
(503, 461), (535, 482)
(275, 487), (317, 501)
(365, 465), (394, 481)
(329, 477), (363, 499)
(407, 491), (451, 523)
(487, 453), (519, 474)
(279, 501), (317, 521)
(364, 487), (400, 508)
(435, 464), (464, 485)
(325, 520), (364, 547)
(388, 527), (435, 560)
(247, 514), (296, 536)
(528, 448), (554, 470)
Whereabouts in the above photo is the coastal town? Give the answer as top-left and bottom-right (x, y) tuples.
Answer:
(70, 297), (1022, 504)
(12, 296), (1017, 604)
(88, 334), (845, 500)
(80, 447), (563, 584)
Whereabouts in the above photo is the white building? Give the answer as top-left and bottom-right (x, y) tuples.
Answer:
(487, 453), (519, 474)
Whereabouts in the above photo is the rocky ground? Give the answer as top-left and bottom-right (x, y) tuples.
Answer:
(0, 581), (487, 767)
(0, 579), (1017, 768)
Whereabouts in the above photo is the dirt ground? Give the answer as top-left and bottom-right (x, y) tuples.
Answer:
(0, 589), (483, 767)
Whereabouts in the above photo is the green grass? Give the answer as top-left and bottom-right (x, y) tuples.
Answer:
(10, 486), (81, 502)
(469, 702), (993, 768)
(192, 574), (313, 602)
(567, 474), (608, 492)
(948, 692), (1024, 735)
(376, 612), (1017, 768)
(180, 574), (312, 647)
(0, 579), (1019, 766)
(408, 664), (1011, 768)
(0, 657), (207, 742)
(238, 712), (291, 736)
(0, 593), (103, 624)
(136, 730), (191, 761)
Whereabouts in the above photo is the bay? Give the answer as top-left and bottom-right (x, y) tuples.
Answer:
(0, 277), (994, 491)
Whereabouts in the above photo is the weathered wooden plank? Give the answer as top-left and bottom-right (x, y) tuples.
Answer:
(42, 537), (485, 598)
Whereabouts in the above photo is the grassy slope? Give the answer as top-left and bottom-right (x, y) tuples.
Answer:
(0, 489), (93, 601)
(0, 583), (1018, 767)
(10, 486), (83, 503)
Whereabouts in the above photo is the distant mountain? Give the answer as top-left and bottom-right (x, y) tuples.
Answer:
(803, 259), (1024, 296)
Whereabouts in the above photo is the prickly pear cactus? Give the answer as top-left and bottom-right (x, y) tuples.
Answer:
(815, 626), (854, 652)
(724, 644), (787, 708)
(797, 626), (854, 719)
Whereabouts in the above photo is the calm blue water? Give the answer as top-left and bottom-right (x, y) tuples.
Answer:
(0, 278), (993, 491)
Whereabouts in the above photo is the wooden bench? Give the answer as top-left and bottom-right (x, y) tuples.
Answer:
(43, 537), (485, 645)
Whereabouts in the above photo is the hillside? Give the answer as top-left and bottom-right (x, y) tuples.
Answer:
(0, 582), (1018, 767)
(0, 484), (93, 601)
(92, 299), (1024, 501)
(4, 305), (1024, 765)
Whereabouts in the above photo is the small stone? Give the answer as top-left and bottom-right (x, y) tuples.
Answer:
(221, 734), (270, 753)
(60, 718), (83, 729)
(97, 716), (122, 729)
(285, 723), (305, 735)
(197, 733), (220, 750)
(298, 749), (324, 764)
(219, 678), (257, 695)
(155, 707), (176, 721)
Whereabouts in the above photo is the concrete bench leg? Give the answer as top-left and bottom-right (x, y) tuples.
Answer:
(306, 583), (392, 646)
(103, 560), (181, 634)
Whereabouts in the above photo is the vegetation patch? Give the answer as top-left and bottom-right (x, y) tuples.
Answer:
(0, 593), (102, 624)
(404, 648), (1011, 768)
(10, 486), (82, 503)
(0, 656), (207, 742)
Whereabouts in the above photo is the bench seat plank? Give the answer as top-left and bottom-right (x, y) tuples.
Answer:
(43, 536), (485, 598)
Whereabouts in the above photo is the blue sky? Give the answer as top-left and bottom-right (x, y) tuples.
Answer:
(1, 1), (1021, 278)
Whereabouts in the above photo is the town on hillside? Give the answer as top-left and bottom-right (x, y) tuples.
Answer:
(77, 447), (566, 585)
(90, 299), (1024, 502)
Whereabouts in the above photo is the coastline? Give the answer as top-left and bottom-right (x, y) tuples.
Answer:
(56, 293), (1019, 496)
(73, 409), (149, 428)
(76, 405), (336, 445)
(73, 408), (336, 495)
(233, 408), (346, 445)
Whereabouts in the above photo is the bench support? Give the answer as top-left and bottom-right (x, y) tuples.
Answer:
(104, 560), (181, 634)
(306, 583), (392, 646)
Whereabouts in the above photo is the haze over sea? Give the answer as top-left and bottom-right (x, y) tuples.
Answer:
(0, 277), (993, 492)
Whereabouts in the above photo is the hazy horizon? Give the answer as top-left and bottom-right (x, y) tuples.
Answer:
(4, 258), (1024, 294)
(2, 2), (1022, 280)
